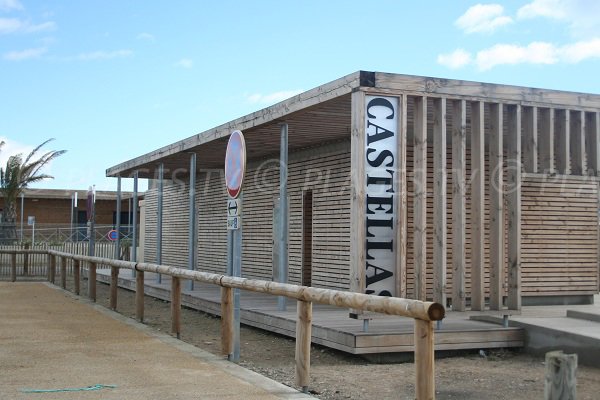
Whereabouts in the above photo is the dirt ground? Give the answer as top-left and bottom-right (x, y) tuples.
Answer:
(76, 280), (600, 400)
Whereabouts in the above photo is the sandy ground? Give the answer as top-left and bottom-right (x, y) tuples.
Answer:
(0, 282), (308, 400)
(76, 280), (600, 400)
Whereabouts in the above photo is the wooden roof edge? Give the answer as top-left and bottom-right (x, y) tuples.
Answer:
(105, 71), (365, 177)
(1, 188), (143, 201)
(372, 72), (600, 108)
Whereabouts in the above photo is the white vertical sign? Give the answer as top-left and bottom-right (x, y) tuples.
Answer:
(364, 95), (399, 297)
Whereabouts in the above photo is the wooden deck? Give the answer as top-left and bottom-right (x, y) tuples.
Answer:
(94, 269), (524, 356)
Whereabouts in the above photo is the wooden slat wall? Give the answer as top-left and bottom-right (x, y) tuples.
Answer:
(144, 141), (351, 291)
(521, 174), (599, 295)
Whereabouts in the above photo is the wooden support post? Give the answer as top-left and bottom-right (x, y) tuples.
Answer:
(10, 253), (17, 282)
(570, 110), (585, 175)
(452, 99), (466, 311)
(413, 96), (427, 301)
(398, 94), (408, 298)
(585, 112), (600, 176)
(73, 259), (80, 295)
(60, 256), (67, 289)
(110, 266), (118, 310)
(414, 319), (435, 400)
(507, 104), (522, 311)
(522, 106), (538, 173)
(136, 270), (145, 322)
(489, 103), (504, 310)
(295, 300), (313, 392)
(470, 101), (485, 311)
(221, 286), (234, 357)
(433, 98), (447, 306)
(49, 254), (56, 284)
(544, 351), (577, 400)
(88, 262), (96, 302)
(349, 90), (366, 301)
(539, 108), (555, 174)
(23, 244), (29, 276)
(555, 109), (571, 175)
(171, 277), (181, 339)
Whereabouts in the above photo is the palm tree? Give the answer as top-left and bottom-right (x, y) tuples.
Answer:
(0, 138), (66, 243)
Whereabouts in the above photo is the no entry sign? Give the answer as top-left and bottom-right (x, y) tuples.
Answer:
(225, 130), (246, 199)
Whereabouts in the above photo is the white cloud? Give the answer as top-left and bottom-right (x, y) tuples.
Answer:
(437, 49), (472, 69)
(517, 0), (600, 37)
(3, 46), (46, 60)
(0, 137), (34, 169)
(455, 4), (513, 34)
(77, 49), (132, 61)
(0, 0), (23, 12)
(0, 17), (55, 34)
(175, 58), (193, 68)
(246, 90), (304, 105)
(136, 32), (155, 41)
(474, 39), (600, 70)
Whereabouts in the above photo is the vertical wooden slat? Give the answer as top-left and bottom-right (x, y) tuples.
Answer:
(88, 262), (96, 302)
(555, 109), (571, 175)
(60, 256), (67, 289)
(570, 110), (585, 175)
(10, 253), (16, 282)
(539, 108), (555, 174)
(295, 300), (313, 392)
(522, 106), (538, 173)
(414, 319), (435, 400)
(49, 254), (56, 284)
(433, 98), (447, 306)
(136, 270), (144, 322)
(470, 101), (485, 311)
(507, 104), (522, 311)
(489, 103), (504, 310)
(110, 266), (118, 310)
(74, 259), (80, 295)
(350, 90), (366, 300)
(398, 94), (408, 298)
(413, 96), (427, 301)
(171, 277), (181, 339)
(585, 112), (600, 176)
(451, 99), (466, 312)
(23, 244), (29, 276)
(221, 286), (234, 356)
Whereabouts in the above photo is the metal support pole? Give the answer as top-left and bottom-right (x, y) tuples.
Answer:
(187, 153), (197, 291)
(20, 193), (24, 242)
(156, 163), (164, 283)
(115, 175), (122, 260)
(278, 123), (289, 311)
(70, 194), (74, 241)
(227, 191), (242, 362)
(132, 171), (138, 277)
(88, 186), (96, 257)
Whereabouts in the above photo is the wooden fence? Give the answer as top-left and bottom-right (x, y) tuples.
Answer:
(3, 249), (445, 400)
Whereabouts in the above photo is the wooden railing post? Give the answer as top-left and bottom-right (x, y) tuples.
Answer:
(73, 259), (80, 295)
(88, 262), (97, 302)
(110, 266), (118, 310)
(60, 256), (67, 289)
(221, 287), (234, 357)
(171, 277), (181, 339)
(10, 253), (17, 282)
(135, 269), (145, 322)
(414, 319), (435, 400)
(295, 300), (313, 393)
(49, 254), (56, 284)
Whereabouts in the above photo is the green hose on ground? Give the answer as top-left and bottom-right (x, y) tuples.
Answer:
(21, 384), (117, 393)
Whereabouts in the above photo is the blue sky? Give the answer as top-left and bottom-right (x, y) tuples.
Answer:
(1, 0), (599, 192)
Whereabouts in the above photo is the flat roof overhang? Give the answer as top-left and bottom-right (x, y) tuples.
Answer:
(106, 70), (600, 179)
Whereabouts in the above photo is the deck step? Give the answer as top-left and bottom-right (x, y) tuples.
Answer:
(566, 309), (600, 323)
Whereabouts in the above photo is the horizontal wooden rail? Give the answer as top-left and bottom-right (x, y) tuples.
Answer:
(4, 249), (445, 399)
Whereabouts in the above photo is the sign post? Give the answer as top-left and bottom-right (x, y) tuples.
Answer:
(225, 130), (246, 362)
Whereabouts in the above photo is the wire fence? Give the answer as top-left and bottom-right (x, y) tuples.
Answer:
(14, 224), (135, 244)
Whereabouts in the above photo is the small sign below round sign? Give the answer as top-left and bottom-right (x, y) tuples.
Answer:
(225, 130), (246, 199)
(107, 229), (118, 241)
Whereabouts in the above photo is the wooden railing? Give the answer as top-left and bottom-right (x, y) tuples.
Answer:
(3, 249), (445, 399)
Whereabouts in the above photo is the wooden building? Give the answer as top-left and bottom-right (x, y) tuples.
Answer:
(107, 71), (600, 310)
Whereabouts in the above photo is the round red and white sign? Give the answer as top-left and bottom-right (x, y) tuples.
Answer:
(225, 130), (246, 199)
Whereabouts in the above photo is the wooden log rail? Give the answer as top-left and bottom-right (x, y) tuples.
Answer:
(3, 249), (445, 399)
